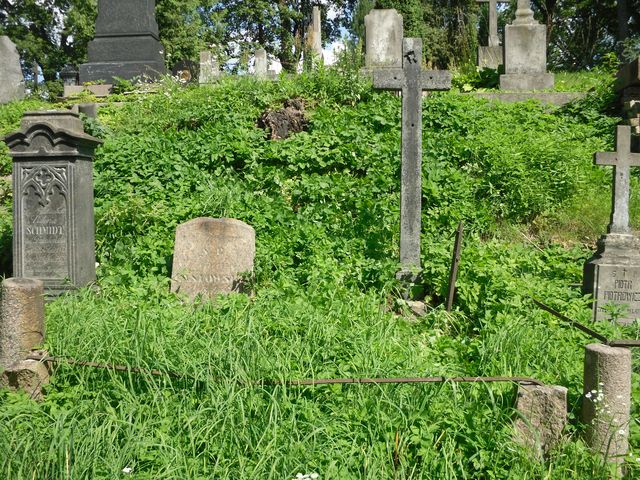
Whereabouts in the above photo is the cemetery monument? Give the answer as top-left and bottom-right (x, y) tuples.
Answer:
(364, 9), (403, 70)
(5, 111), (102, 295)
(583, 125), (640, 324)
(200, 51), (220, 84)
(476, 0), (509, 68)
(500, 0), (554, 90)
(80, 0), (166, 84)
(373, 38), (451, 281)
(0, 36), (26, 104)
(306, 6), (323, 62)
(171, 217), (255, 299)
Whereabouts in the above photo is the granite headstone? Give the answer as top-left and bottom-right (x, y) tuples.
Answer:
(199, 51), (220, 84)
(0, 36), (26, 104)
(4, 111), (102, 295)
(476, 0), (509, 69)
(79, 0), (166, 83)
(583, 126), (640, 324)
(500, 0), (554, 91)
(171, 218), (255, 299)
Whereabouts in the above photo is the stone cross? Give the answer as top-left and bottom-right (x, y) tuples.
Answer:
(595, 125), (640, 235)
(373, 38), (451, 273)
(476, 0), (510, 47)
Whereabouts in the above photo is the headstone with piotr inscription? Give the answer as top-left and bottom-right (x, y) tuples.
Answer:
(4, 111), (102, 295)
(171, 218), (255, 299)
(583, 126), (640, 324)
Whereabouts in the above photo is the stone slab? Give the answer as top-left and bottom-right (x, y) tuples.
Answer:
(616, 58), (640, 92)
(583, 235), (640, 324)
(514, 384), (567, 458)
(171, 218), (255, 299)
(364, 9), (403, 69)
(0, 359), (49, 401)
(500, 73), (555, 91)
(63, 84), (113, 98)
(478, 46), (503, 69)
(199, 51), (220, 84)
(0, 36), (26, 104)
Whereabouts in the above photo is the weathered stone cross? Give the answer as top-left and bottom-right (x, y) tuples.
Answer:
(476, 0), (510, 47)
(373, 38), (451, 275)
(595, 125), (640, 234)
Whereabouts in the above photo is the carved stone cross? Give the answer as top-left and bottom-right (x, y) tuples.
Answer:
(595, 125), (640, 234)
(373, 38), (451, 274)
(476, 0), (510, 47)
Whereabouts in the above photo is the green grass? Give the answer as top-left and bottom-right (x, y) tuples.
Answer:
(0, 70), (639, 478)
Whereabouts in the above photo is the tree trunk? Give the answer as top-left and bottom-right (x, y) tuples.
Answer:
(617, 0), (630, 43)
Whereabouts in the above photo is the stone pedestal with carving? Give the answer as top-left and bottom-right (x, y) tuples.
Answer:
(4, 111), (102, 295)
(500, 0), (553, 91)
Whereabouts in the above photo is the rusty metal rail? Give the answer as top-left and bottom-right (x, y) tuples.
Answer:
(26, 353), (544, 386)
(532, 297), (640, 348)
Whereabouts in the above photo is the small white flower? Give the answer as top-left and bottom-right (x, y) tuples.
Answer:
(599, 382), (605, 386)
(591, 389), (598, 394)
(310, 475), (319, 480)
(296, 475), (305, 480)
(619, 429), (626, 436)
(122, 467), (133, 474)
(585, 392), (592, 399)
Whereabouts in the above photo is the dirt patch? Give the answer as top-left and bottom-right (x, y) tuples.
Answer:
(258, 98), (307, 140)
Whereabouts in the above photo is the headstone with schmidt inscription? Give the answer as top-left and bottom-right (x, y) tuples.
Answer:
(171, 218), (255, 299)
(0, 36), (26, 104)
(364, 9), (403, 70)
(583, 126), (640, 324)
(5, 111), (102, 295)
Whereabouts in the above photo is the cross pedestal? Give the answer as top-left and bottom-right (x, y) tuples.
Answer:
(583, 126), (640, 324)
(477, 0), (509, 68)
(372, 38), (451, 283)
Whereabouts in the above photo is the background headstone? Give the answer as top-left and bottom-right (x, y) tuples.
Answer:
(4, 111), (102, 295)
(171, 218), (255, 299)
(172, 60), (198, 83)
(364, 9), (403, 69)
(199, 51), (220, 84)
(79, 0), (166, 84)
(476, 0), (509, 69)
(60, 65), (79, 87)
(0, 36), (26, 104)
(583, 126), (640, 324)
(254, 48), (268, 78)
(306, 6), (324, 62)
(500, 0), (554, 90)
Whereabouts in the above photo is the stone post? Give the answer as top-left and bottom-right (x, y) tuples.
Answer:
(0, 36), (26, 104)
(254, 48), (268, 78)
(582, 344), (632, 465)
(514, 384), (568, 457)
(0, 278), (45, 369)
(364, 9), (404, 70)
(0, 277), (49, 400)
(199, 51), (220, 84)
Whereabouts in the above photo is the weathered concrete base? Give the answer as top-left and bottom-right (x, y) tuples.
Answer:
(0, 278), (45, 369)
(500, 73), (555, 91)
(582, 344), (631, 465)
(63, 84), (112, 98)
(583, 234), (640, 324)
(478, 46), (503, 69)
(0, 359), (49, 401)
(514, 384), (567, 458)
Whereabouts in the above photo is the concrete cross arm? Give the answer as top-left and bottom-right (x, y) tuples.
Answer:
(372, 69), (452, 91)
(594, 125), (640, 167)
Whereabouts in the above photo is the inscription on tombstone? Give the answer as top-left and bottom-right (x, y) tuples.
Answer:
(171, 218), (255, 299)
(364, 9), (403, 69)
(5, 111), (102, 295)
(583, 126), (640, 324)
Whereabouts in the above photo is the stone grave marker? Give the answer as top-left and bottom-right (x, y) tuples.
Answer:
(0, 36), (26, 104)
(365, 9), (403, 70)
(583, 126), (640, 324)
(4, 111), (102, 295)
(373, 38), (451, 280)
(80, 0), (166, 84)
(171, 218), (255, 299)
(500, 0), (554, 91)
(306, 6), (323, 62)
(476, 0), (509, 68)
(200, 51), (220, 84)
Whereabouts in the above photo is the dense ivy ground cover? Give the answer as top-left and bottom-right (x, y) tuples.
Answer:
(0, 71), (639, 478)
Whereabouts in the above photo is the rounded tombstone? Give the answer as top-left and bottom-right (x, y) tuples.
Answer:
(170, 218), (256, 299)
